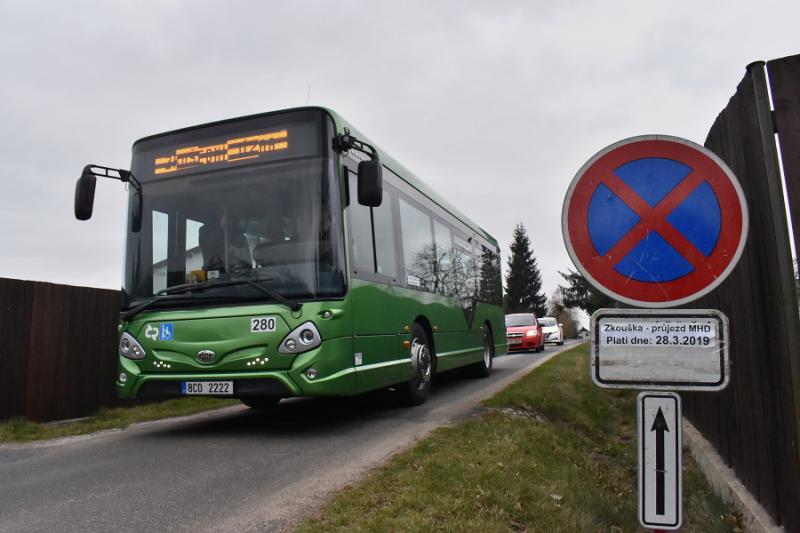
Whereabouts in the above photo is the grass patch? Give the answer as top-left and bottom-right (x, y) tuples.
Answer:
(297, 344), (742, 532)
(0, 397), (237, 443)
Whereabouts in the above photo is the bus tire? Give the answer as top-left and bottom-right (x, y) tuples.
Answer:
(401, 324), (433, 406)
(240, 397), (281, 410)
(468, 327), (493, 378)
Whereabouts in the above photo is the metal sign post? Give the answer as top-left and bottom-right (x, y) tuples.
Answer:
(562, 135), (747, 531)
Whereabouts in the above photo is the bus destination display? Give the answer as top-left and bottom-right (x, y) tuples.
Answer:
(153, 129), (289, 175)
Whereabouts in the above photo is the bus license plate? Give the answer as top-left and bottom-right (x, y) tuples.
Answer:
(509, 339), (522, 345)
(181, 381), (233, 395)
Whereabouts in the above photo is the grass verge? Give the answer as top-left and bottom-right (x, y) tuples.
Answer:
(0, 397), (237, 443)
(297, 344), (742, 532)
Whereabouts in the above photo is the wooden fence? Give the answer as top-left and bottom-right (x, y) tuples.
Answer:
(0, 278), (123, 422)
(683, 55), (800, 531)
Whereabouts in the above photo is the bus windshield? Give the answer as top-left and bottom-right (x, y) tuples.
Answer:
(123, 112), (346, 305)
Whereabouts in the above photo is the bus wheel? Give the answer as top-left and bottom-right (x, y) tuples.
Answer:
(402, 324), (433, 406)
(468, 327), (493, 378)
(240, 397), (281, 410)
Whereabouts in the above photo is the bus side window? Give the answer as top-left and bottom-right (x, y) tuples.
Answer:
(373, 188), (397, 278)
(433, 220), (453, 296)
(399, 198), (434, 291)
(347, 172), (375, 274)
(480, 245), (503, 305)
(452, 234), (474, 299)
(152, 210), (169, 294)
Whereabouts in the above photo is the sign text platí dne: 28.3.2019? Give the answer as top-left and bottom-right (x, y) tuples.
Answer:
(600, 318), (717, 347)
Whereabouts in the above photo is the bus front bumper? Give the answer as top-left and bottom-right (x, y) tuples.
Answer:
(116, 338), (358, 399)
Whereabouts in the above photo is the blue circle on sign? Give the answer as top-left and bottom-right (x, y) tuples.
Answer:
(587, 157), (722, 283)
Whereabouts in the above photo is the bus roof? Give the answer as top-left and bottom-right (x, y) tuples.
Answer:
(132, 106), (498, 249)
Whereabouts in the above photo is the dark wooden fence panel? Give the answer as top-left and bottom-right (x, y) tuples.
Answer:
(683, 59), (800, 531)
(0, 279), (34, 420)
(0, 277), (122, 422)
(768, 55), (800, 259)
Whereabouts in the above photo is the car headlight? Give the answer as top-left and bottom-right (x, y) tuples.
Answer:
(526, 330), (537, 337)
(279, 322), (322, 354)
(119, 332), (146, 360)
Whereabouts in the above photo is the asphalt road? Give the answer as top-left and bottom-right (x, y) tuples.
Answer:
(0, 341), (580, 533)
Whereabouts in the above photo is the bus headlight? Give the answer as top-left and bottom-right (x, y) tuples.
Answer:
(299, 329), (315, 345)
(279, 322), (322, 354)
(119, 332), (146, 360)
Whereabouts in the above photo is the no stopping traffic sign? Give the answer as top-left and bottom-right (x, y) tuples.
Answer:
(562, 135), (748, 308)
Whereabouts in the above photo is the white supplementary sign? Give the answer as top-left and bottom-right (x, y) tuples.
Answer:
(590, 309), (729, 390)
(638, 391), (682, 530)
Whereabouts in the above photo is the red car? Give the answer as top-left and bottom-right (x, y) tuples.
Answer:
(505, 313), (544, 353)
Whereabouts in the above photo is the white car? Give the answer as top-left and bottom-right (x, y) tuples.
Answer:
(539, 317), (563, 345)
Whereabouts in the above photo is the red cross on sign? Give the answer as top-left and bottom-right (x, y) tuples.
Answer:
(562, 135), (748, 308)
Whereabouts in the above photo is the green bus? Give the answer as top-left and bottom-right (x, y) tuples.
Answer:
(74, 107), (507, 407)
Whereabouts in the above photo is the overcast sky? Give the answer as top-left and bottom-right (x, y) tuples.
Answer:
(1, 1), (798, 307)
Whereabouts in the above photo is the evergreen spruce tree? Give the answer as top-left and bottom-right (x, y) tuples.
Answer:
(558, 268), (617, 315)
(504, 223), (547, 316)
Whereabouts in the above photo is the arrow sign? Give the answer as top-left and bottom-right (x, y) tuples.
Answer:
(651, 407), (669, 515)
(638, 392), (682, 530)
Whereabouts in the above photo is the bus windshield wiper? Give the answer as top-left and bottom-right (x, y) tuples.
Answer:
(160, 278), (301, 312)
(120, 293), (200, 322)
(121, 279), (300, 322)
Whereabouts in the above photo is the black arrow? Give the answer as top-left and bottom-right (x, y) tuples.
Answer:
(651, 407), (670, 515)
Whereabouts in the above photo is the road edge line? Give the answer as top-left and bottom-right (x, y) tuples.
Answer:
(486, 343), (576, 396)
(426, 341), (583, 420)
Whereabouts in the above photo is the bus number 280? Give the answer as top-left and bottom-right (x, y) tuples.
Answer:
(251, 316), (277, 332)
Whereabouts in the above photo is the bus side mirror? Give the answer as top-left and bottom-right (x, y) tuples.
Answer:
(75, 170), (97, 220)
(131, 191), (143, 233)
(357, 159), (383, 207)
(75, 164), (143, 230)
